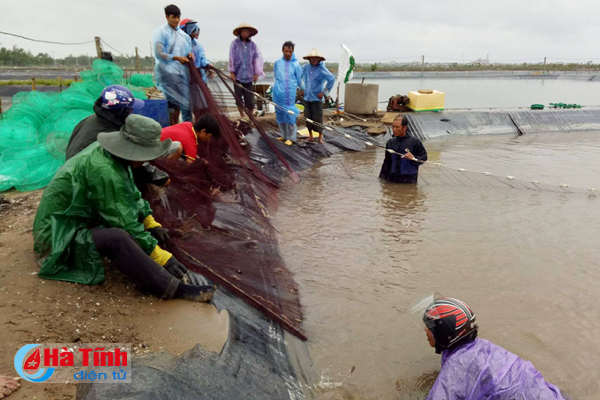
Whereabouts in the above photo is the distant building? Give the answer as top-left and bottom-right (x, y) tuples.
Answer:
(473, 54), (490, 66)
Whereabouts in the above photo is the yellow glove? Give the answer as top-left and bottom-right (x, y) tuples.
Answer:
(143, 215), (162, 230)
(150, 245), (173, 267)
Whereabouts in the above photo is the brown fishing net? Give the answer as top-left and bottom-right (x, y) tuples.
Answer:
(143, 64), (306, 339)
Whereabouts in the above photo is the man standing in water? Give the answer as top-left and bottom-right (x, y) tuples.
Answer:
(379, 115), (427, 183)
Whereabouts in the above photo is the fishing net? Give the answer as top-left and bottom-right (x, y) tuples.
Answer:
(141, 64), (306, 339)
(129, 73), (155, 88)
(416, 162), (600, 195)
(0, 59), (146, 192)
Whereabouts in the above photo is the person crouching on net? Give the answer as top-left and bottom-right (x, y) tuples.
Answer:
(161, 113), (221, 164)
(34, 115), (214, 302)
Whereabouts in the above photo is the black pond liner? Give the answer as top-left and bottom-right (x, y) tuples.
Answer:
(78, 125), (377, 400)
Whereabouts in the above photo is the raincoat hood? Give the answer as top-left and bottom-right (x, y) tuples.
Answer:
(282, 54), (298, 62)
(426, 338), (567, 400)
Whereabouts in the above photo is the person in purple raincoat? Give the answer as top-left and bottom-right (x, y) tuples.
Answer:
(414, 296), (567, 400)
(228, 23), (265, 118)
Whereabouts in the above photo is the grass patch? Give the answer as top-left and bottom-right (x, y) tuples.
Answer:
(0, 79), (75, 86)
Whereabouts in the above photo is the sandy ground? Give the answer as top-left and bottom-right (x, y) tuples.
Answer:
(0, 190), (229, 400)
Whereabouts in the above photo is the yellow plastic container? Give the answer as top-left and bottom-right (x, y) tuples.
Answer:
(407, 90), (445, 112)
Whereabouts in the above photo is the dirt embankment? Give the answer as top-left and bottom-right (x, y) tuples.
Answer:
(0, 190), (229, 400)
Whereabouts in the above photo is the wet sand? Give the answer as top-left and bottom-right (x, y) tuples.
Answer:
(0, 190), (229, 399)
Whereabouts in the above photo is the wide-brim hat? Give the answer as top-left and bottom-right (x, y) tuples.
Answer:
(303, 48), (325, 61)
(97, 114), (172, 162)
(233, 23), (258, 37)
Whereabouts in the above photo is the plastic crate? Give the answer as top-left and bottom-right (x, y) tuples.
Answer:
(133, 99), (170, 128)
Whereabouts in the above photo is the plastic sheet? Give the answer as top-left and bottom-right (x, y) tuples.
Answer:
(79, 289), (306, 400)
(405, 108), (600, 140)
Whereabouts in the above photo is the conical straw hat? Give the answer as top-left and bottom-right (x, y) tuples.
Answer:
(233, 23), (258, 37)
(303, 48), (326, 61)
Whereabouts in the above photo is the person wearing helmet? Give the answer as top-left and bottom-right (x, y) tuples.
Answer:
(66, 85), (145, 160)
(66, 85), (177, 186)
(414, 295), (567, 400)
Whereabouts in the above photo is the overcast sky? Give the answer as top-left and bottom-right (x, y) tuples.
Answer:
(1, 0), (599, 64)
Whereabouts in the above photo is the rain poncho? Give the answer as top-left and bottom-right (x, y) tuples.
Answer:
(273, 54), (302, 125)
(191, 39), (210, 83)
(181, 21), (211, 84)
(228, 38), (265, 84)
(300, 62), (335, 102)
(33, 142), (158, 285)
(426, 338), (566, 400)
(152, 24), (192, 111)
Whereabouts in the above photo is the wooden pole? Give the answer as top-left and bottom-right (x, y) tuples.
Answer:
(335, 82), (341, 119)
(58, 76), (63, 92)
(543, 56), (547, 75)
(135, 47), (141, 73)
(0, 85), (3, 114)
(150, 41), (155, 70)
(421, 55), (425, 77)
(32, 77), (36, 91)
(95, 36), (103, 59)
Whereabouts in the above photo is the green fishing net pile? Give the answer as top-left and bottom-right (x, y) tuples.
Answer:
(0, 60), (147, 192)
(129, 73), (155, 88)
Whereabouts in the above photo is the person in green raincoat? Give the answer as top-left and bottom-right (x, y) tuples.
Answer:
(33, 114), (213, 302)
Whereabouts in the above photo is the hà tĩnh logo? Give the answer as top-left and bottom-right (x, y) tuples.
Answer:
(14, 343), (131, 384)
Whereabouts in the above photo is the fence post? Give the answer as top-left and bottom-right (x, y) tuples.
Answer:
(32, 77), (36, 91)
(95, 36), (103, 59)
(135, 47), (141, 73)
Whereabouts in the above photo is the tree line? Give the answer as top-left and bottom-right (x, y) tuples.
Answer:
(1, 45), (598, 73)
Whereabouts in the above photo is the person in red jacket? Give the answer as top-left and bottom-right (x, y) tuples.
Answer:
(161, 113), (221, 164)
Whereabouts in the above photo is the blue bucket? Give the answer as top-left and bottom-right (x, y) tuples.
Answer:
(134, 99), (170, 128)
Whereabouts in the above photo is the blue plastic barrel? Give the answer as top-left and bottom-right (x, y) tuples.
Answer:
(134, 99), (170, 128)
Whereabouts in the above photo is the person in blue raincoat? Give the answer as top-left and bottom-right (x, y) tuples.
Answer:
(300, 48), (335, 144)
(152, 4), (193, 125)
(411, 295), (567, 400)
(273, 41), (302, 146)
(179, 19), (212, 83)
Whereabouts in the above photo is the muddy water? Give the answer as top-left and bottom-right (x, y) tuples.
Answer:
(275, 132), (600, 399)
